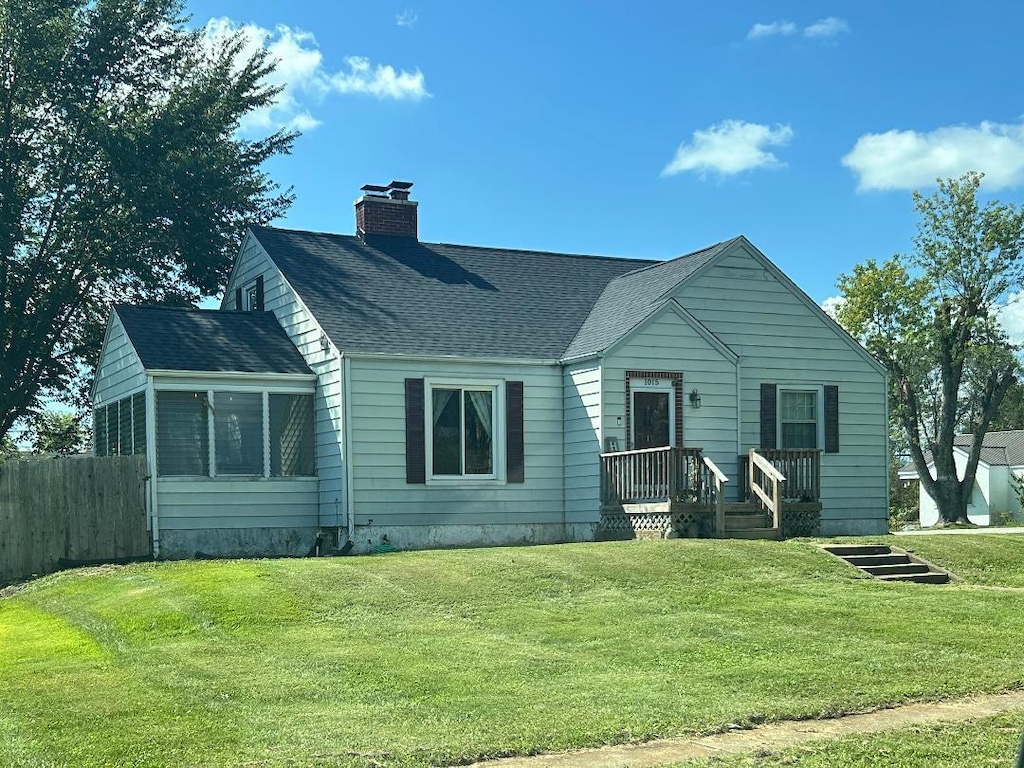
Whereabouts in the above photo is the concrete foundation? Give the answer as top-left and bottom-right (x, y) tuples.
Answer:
(158, 526), (320, 559)
(819, 516), (889, 537)
(350, 522), (598, 555)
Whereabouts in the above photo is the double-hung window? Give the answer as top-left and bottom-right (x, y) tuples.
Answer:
(428, 383), (498, 479)
(779, 390), (818, 449)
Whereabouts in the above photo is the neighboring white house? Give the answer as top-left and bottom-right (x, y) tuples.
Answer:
(898, 430), (1024, 527)
(92, 181), (889, 558)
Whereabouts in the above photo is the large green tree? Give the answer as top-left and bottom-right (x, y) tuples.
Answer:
(838, 173), (1024, 524)
(0, 0), (294, 436)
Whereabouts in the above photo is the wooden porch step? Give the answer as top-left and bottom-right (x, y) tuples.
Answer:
(820, 545), (953, 584)
(726, 527), (781, 540)
(723, 502), (759, 514)
(725, 513), (770, 530)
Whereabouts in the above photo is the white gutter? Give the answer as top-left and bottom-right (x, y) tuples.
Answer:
(342, 351), (560, 367)
(343, 355), (356, 542)
(559, 351), (605, 366)
(147, 369), (316, 382)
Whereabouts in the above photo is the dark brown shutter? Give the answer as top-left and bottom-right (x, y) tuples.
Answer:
(824, 385), (839, 453)
(234, 288), (242, 310)
(255, 275), (265, 311)
(506, 381), (525, 483)
(760, 383), (777, 449)
(405, 378), (425, 483)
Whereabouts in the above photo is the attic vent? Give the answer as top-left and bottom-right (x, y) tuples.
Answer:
(356, 180), (418, 239)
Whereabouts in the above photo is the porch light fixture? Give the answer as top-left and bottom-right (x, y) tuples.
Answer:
(319, 332), (330, 353)
(689, 389), (701, 409)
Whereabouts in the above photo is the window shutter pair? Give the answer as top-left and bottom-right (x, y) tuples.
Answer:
(405, 379), (525, 483)
(759, 383), (839, 453)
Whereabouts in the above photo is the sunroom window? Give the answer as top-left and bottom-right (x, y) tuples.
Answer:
(780, 390), (817, 449)
(430, 386), (495, 477)
(214, 392), (264, 476)
(155, 390), (314, 478)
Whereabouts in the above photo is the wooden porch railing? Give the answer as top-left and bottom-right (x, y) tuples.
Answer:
(749, 449), (786, 529)
(600, 446), (704, 506)
(738, 449), (822, 503)
(702, 455), (729, 537)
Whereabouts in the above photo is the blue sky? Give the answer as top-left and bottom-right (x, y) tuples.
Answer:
(187, 0), (1024, 309)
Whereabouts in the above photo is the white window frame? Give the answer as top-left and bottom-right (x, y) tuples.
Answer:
(424, 377), (505, 485)
(777, 385), (824, 450)
(245, 282), (259, 311)
(629, 377), (675, 448)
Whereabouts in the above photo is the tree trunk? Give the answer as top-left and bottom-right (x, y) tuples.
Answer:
(933, 476), (970, 524)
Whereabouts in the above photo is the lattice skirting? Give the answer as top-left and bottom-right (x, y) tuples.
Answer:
(599, 510), (713, 539)
(781, 507), (821, 538)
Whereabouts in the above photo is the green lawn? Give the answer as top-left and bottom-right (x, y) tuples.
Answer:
(688, 711), (1024, 767)
(2, 538), (1024, 767)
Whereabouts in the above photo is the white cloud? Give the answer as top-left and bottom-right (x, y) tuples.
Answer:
(821, 295), (845, 321)
(842, 120), (1024, 192)
(396, 9), (418, 28)
(662, 120), (794, 178)
(202, 18), (429, 135)
(747, 21), (797, 40)
(330, 56), (429, 100)
(998, 293), (1024, 345)
(804, 17), (850, 38)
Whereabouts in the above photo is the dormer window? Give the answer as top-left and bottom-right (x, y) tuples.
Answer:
(246, 283), (259, 311)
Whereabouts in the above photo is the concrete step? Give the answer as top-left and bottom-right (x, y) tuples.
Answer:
(844, 553), (912, 567)
(823, 545), (891, 557)
(727, 527), (781, 540)
(876, 572), (951, 585)
(818, 544), (955, 585)
(860, 563), (931, 577)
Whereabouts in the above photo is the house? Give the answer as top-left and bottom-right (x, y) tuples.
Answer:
(898, 430), (1024, 527)
(92, 181), (889, 558)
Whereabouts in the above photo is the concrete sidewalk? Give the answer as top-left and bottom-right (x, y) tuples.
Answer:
(894, 526), (1024, 536)
(469, 690), (1024, 768)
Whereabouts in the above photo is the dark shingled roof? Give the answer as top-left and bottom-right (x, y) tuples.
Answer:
(250, 226), (732, 360)
(563, 238), (738, 359)
(115, 306), (312, 374)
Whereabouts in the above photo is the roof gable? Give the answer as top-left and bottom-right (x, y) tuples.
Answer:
(249, 226), (656, 360)
(563, 238), (737, 359)
(114, 306), (312, 375)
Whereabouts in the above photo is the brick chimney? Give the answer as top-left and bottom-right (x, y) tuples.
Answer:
(355, 181), (417, 239)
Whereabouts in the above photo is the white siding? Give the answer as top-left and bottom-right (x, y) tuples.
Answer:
(93, 314), (146, 406)
(348, 357), (565, 528)
(601, 306), (739, 483)
(155, 479), (318, 529)
(223, 235), (345, 527)
(675, 245), (888, 534)
(564, 363), (602, 524)
(919, 453), (999, 526)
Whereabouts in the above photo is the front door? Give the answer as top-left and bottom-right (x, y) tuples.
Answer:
(631, 381), (674, 449)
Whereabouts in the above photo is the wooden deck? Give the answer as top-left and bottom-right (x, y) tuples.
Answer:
(599, 447), (821, 540)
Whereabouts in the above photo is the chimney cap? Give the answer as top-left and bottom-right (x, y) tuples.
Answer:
(360, 183), (390, 196)
(388, 180), (413, 190)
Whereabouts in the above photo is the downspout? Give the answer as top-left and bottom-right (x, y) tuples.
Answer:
(735, 356), (743, 490)
(884, 370), (890, 530)
(343, 355), (356, 542)
(145, 374), (160, 558)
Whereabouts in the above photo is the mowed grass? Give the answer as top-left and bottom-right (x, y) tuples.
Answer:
(689, 711), (1024, 767)
(895, 534), (1024, 587)
(2, 538), (1024, 767)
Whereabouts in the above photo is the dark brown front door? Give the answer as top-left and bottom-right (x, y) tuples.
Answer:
(633, 390), (671, 449)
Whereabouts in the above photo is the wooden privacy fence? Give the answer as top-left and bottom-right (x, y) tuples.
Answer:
(0, 456), (151, 585)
